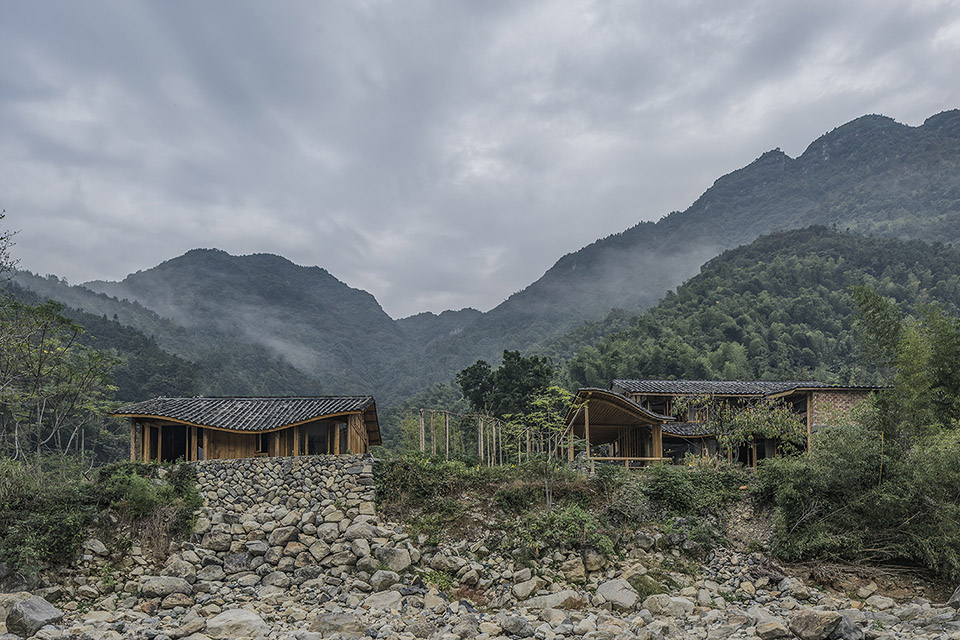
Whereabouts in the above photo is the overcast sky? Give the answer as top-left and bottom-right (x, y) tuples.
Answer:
(3, 1), (960, 318)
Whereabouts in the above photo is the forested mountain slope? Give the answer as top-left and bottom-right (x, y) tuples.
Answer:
(10, 271), (325, 397)
(83, 249), (427, 401)
(560, 227), (960, 388)
(425, 110), (960, 373)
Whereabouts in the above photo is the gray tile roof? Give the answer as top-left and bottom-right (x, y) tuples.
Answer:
(612, 379), (832, 396)
(112, 396), (376, 432)
(662, 422), (715, 437)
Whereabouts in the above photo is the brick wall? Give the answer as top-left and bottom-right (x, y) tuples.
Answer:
(809, 390), (872, 427)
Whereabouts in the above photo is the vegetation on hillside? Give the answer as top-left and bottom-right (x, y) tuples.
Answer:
(560, 227), (960, 387)
(0, 457), (201, 578)
(757, 290), (960, 581)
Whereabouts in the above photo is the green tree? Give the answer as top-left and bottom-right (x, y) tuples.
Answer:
(504, 385), (579, 509)
(455, 350), (553, 417)
(0, 300), (119, 458)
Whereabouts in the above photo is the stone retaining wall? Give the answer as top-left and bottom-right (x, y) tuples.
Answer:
(192, 454), (376, 518)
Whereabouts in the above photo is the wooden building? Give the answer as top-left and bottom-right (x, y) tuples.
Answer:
(610, 379), (879, 466)
(114, 396), (380, 463)
(564, 388), (674, 468)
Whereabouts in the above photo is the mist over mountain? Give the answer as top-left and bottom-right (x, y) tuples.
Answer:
(12, 109), (960, 415)
(421, 110), (960, 373)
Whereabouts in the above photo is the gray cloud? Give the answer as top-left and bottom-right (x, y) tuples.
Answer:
(2, 0), (959, 317)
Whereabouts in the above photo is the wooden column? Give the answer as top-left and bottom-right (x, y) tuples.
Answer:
(653, 423), (663, 460)
(130, 419), (136, 461)
(191, 426), (198, 461)
(567, 424), (574, 462)
(141, 424), (147, 461)
(202, 428), (209, 461)
(477, 416), (483, 464)
(294, 426), (300, 456)
(333, 423), (340, 455)
(419, 410), (425, 452)
(806, 392), (812, 452)
(444, 413), (449, 460)
(584, 403), (591, 459)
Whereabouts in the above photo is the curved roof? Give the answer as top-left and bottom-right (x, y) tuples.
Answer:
(112, 396), (380, 445)
(567, 388), (673, 424)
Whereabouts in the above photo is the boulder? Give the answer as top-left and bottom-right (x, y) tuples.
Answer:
(82, 539), (109, 557)
(374, 547), (412, 573)
(560, 557), (586, 582)
(789, 610), (841, 640)
(369, 570), (399, 592)
(267, 525), (299, 547)
(498, 614), (535, 638)
(343, 522), (377, 541)
(362, 590), (402, 611)
(161, 560), (197, 584)
(513, 578), (539, 600)
(205, 609), (268, 639)
(201, 532), (232, 552)
(310, 612), (365, 639)
(223, 553), (250, 574)
(140, 577), (191, 598)
(641, 594), (694, 618)
(597, 578), (639, 611)
(864, 595), (895, 610)
(949, 584), (960, 609)
(196, 565), (226, 582)
(245, 541), (269, 557)
(524, 590), (583, 609)
(6, 596), (63, 638)
(756, 620), (792, 640)
(582, 548), (604, 572)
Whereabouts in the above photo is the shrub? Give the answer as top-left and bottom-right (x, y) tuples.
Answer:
(0, 457), (201, 577)
(756, 425), (960, 581)
(518, 504), (614, 557)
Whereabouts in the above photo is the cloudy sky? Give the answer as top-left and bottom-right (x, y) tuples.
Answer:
(3, 1), (960, 318)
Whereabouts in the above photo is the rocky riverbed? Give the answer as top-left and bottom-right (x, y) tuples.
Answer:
(1, 455), (958, 640)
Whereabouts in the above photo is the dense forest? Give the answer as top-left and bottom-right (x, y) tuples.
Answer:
(555, 227), (960, 389)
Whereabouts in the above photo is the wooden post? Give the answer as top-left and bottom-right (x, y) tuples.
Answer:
(419, 410), (425, 453)
(294, 426), (300, 456)
(333, 424), (341, 455)
(567, 424), (574, 462)
(202, 428), (209, 461)
(806, 392), (812, 452)
(157, 425), (163, 462)
(584, 403), (591, 459)
(141, 424), (147, 461)
(653, 423), (663, 460)
(130, 419), (136, 461)
(444, 412), (449, 460)
(477, 416), (483, 465)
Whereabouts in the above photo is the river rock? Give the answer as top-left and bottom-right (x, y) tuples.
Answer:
(6, 596), (63, 638)
(597, 578), (639, 611)
(140, 577), (191, 598)
(205, 609), (267, 639)
(789, 609), (841, 640)
(373, 547), (412, 573)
